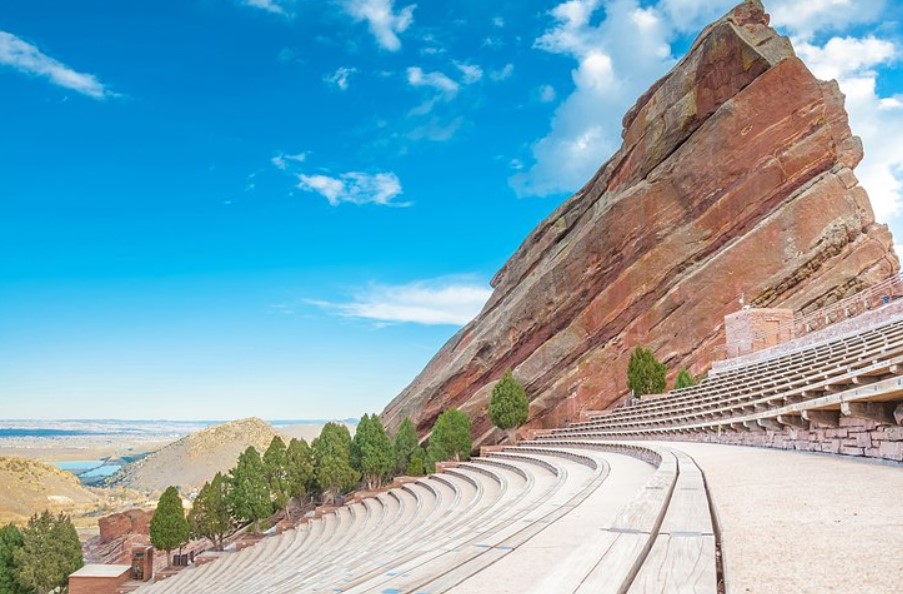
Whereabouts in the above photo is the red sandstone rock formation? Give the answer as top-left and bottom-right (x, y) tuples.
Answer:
(99, 508), (152, 544)
(381, 0), (899, 447)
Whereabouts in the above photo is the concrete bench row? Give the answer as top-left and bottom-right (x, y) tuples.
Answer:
(134, 442), (716, 594)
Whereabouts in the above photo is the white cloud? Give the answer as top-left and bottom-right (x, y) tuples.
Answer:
(537, 84), (557, 102)
(514, 0), (903, 220)
(343, 0), (416, 52)
(325, 66), (357, 91)
(490, 63), (515, 82)
(493, 16), (505, 28)
(512, 0), (674, 196)
(312, 278), (492, 325)
(271, 152), (308, 170)
(407, 66), (459, 97)
(297, 171), (408, 206)
(0, 31), (116, 99)
(240, 0), (297, 16)
(455, 62), (484, 84)
(794, 35), (903, 220)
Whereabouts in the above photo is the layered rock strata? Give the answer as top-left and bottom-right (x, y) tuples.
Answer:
(382, 0), (898, 445)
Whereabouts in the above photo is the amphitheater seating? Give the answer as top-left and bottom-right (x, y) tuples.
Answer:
(545, 318), (903, 440)
(133, 442), (716, 594)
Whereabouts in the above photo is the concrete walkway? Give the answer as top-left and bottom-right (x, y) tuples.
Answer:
(654, 442), (903, 594)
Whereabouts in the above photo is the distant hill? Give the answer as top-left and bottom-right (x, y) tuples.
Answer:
(278, 422), (356, 443)
(0, 456), (99, 524)
(107, 417), (281, 495)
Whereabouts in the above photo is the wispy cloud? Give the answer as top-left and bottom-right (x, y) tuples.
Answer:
(343, 0), (416, 52)
(407, 67), (460, 97)
(0, 31), (117, 99)
(240, 0), (297, 17)
(310, 277), (492, 326)
(297, 171), (408, 206)
(455, 62), (484, 84)
(325, 66), (357, 91)
(489, 63), (514, 81)
(271, 152), (308, 170)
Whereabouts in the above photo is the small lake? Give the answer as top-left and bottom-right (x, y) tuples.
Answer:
(52, 459), (121, 482)
(54, 460), (105, 472)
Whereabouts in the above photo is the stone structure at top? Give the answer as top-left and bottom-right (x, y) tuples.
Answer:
(381, 0), (899, 446)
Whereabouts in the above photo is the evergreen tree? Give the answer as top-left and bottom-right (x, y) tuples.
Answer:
(229, 447), (272, 533)
(488, 370), (530, 444)
(351, 414), (394, 490)
(314, 422), (359, 504)
(286, 438), (315, 515)
(627, 346), (667, 397)
(673, 368), (697, 390)
(188, 473), (232, 551)
(150, 486), (190, 566)
(406, 446), (428, 476)
(393, 417), (419, 475)
(427, 409), (472, 463)
(263, 436), (291, 517)
(13, 511), (83, 594)
(0, 524), (26, 594)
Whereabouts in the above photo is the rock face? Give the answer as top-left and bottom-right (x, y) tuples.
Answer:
(99, 508), (152, 544)
(381, 0), (899, 446)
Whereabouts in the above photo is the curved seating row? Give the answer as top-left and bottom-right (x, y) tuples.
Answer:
(134, 442), (716, 594)
(548, 318), (903, 439)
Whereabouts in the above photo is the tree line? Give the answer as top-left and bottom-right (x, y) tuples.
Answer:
(150, 410), (479, 562)
(0, 512), (83, 594)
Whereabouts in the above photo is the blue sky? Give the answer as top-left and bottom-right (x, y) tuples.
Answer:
(1, 0), (901, 420)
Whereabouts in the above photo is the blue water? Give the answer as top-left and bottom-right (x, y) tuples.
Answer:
(54, 460), (105, 472)
(0, 429), (104, 437)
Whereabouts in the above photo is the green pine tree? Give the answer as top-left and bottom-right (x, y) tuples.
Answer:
(427, 409), (472, 463)
(488, 370), (530, 444)
(286, 438), (315, 514)
(393, 417), (419, 475)
(263, 436), (291, 517)
(314, 422), (359, 504)
(13, 511), (83, 594)
(150, 486), (190, 566)
(0, 524), (26, 594)
(406, 446), (428, 476)
(229, 447), (272, 533)
(627, 346), (667, 397)
(673, 368), (697, 390)
(351, 414), (394, 490)
(188, 473), (233, 551)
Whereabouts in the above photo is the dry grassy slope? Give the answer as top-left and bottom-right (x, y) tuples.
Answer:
(0, 456), (100, 524)
(108, 417), (281, 495)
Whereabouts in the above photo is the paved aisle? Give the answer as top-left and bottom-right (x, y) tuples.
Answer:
(658, 442), (903, 594)
(448, 452), (654, 594)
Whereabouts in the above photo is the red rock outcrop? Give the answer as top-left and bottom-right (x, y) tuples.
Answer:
(98, 508), (152, 544)
(381, 0), (899, 446)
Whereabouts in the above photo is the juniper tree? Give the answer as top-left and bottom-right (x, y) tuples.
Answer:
(488, 370), (530, 444)
(150, 486), (190, 566)
(407, 446), (428, 476)
(351, 414), (394, 490)
(627, 346), (667, 397)
(13, 511), (83, 593)
(263, 436), (291, 517)
(0, 524), (26, 594)
(188, 473), (232, 550)
(229, 447), (272, 532)
(674, 368), (697, 390)
(314, 422), (359, 504)
(427, 409), (472, 463)
(286, 438), (315, 514)
(393, 417), (419, 475)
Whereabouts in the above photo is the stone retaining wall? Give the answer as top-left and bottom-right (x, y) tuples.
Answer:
(653, 417), (903, 463)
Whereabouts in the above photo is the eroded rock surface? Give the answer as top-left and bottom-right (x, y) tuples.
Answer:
(381, 0), (898, 446)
